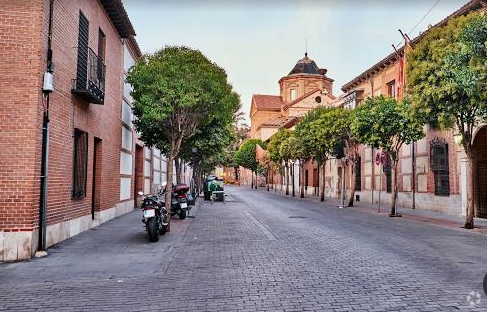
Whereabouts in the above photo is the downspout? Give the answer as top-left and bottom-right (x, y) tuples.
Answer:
(411, 140), (416, 209)
(369, 77), (375, 205)
(38, 0), (54, 254)
(371, 148), (374, 204)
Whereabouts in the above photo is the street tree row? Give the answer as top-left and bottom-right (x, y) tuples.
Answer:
(236, 11), (486, 229)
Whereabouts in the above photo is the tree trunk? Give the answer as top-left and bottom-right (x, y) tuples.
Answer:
(300, 163), (305, 198)
(165, 151), (176, 232)
(280, 169), (283, 193)
(390, 160), (398, 215)
(292, 163), (295, 197)
(266, 170), (269, 191)
(285, 163), (289, 195)
(320, 162), (325, 202)
(464, 154), (475, 229)
(254, 171), (258, 189)
(251, 170), (254, 189)
(348, 159), (356, 207)
(174, 158), (181, 184)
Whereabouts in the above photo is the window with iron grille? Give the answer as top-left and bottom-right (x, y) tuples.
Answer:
(382, 154), (392, 193)
(355, 157), (361, 191)
(430, 138), (450, 196)
(73, 129), (88, 199)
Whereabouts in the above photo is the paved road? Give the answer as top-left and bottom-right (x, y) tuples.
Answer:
(0, 186), (486, 311)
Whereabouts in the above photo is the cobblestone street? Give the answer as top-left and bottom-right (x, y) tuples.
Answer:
(0, 186), (486, 311)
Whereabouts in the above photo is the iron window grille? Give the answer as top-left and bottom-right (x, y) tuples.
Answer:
(430, 138), (450, 196)
(355, 157), (361, 191)
(382, 154), (392, 193)
(73, 129), (88, 199)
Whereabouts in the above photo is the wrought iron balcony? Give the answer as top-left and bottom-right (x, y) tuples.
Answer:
(72, 47), (106, 104)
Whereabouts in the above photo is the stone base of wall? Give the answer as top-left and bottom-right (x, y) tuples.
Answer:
(352, 190), (462, 216)
(0, 200), (135, 262)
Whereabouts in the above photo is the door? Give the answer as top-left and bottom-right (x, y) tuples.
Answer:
(474, 126), (487, 218)
(92, 137), (102, 219)
(134, 145), (144, 204)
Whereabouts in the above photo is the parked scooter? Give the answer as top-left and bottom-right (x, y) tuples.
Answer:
(139, 191), (168, 242)
(171, 184), (191, 219)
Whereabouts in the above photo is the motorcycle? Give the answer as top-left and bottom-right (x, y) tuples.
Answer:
(171, 183), (191, 219)
(139, 191), (168, 242)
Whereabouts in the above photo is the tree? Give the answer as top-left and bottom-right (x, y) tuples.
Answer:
(268, 129), (292, 195)
(127, 46), (239, 230)
(294, 107), (331, 199)
(352, 96), (424, 215)
(234, 139), (266, 189)
(291, 119), (314, 198)
(307, 107), (353, 202)
(313, 108), (360, 206)
(406, 11), (487, 228)
(280, 132), (297, 197)
(179, 118), (237, 194)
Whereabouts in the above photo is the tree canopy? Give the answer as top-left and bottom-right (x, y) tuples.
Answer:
(267, 129), (291, 164)
(126, 46), (240, 223)
(352, 95), (424, 213)
(352, 96), (424, 163)
(406, 11), (487, 140)
(127, 46), (239, 156)
(234, 139), (266, 172)
(406, 11), (487, 228)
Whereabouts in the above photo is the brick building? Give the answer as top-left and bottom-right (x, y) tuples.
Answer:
(245, 0), (486, 218)
(335, 0), (487, 217)
(0, 0), (191, 261)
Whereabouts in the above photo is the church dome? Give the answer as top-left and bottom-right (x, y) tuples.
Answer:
(288, 53), (327, 76)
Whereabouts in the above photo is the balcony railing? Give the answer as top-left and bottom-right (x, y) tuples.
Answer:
(72, 47), (106, 104)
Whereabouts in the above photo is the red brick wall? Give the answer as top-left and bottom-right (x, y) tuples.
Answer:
(0, 0), (126, 231)
(0, 0), (45, 232)
(45, 0), (124, 225)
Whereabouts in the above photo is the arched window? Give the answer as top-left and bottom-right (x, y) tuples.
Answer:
(430, 138), (450, 196)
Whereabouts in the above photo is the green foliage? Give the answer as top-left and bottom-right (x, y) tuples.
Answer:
(126, 46), (240, 156)
(267, 129), (291, 163)
(351, 96), (424, 162)
(406, 11), (487, 149)
(234, 139), (266, 172)
(287, 132), (304, 162)
(179, 118), (237, 170)
(294, 106), (337, 163)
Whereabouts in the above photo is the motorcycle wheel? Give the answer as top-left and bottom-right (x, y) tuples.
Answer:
(147, 217), (159, 242)
(178, 210), (187, 220)
(158, 224), (167, 235)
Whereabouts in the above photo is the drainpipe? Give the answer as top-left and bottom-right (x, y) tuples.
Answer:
(371, 148), (374, 204)
(411, 140), (416, 209)
(38, 0), (55, 254)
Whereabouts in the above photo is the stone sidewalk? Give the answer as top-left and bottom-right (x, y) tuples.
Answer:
(254, 186), (487, 234)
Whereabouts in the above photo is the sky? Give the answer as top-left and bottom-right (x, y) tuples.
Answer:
(123, 0), (468, 124)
